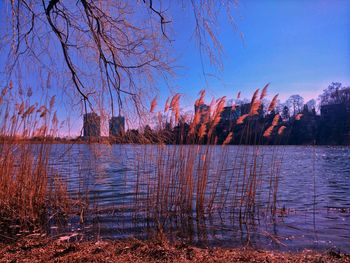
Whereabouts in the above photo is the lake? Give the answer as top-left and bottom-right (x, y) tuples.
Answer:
(47, 144), (350, 252)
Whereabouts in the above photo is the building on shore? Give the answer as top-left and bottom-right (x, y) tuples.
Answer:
(83, 112), (101, 137)
(109, 116), (125, 137)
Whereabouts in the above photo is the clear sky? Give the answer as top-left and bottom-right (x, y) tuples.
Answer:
(0, 0), (349, 135)
(161, 0), (350, 106)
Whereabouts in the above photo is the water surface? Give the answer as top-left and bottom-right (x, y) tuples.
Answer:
(47, 145), (350, 252)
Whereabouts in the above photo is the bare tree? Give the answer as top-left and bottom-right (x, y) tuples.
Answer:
(1, 0), (238, 117)
(319, 82), (350, 106)
(305, 99), (316, 112)
(286, 94), (304, 116)
(281, 105), (290, 121)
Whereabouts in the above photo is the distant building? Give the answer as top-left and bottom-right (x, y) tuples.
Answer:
(194, 104), (210, 123)
(83, 112), (101, 137)
(109, 116), (125, 137)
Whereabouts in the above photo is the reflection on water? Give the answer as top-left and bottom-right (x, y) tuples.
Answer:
(48, 145), (350, 252)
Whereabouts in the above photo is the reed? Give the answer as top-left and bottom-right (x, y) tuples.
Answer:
(130, 86), (285, 243)
(0, 84), (70, 240)
(0, 83), (286, 245)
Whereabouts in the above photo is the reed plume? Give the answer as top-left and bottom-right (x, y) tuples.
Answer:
(260, 83), (269, 100)
(195, 90), (206, 107)
(164, 97), (170, 112)
(223, 132), (233, 145)
(278, 125), (286, 135)
(170, 93), (181, 123)
(189, 111), (201, 135)
(150, 97), (157, 113)
(295, 113), (303, 120)
(175, 111), (180, 123)
(209, 98), (216, 114)
(1, 87), (8, 96)
(249, 100), (261, 116)
(208, 96), (225, 138)
(40, 109), (48, 118)
(268, 94), (279, 112)
(170, 93), (181, 109)
(23, 104), (36, 117)
(251, 89), (259, 104)
(199, 89), (206, 98)
(212, 96), (226, 125)
(272, 114), (280, 126)
(18, 102), (25, 115)
(198, 123), (207, 139)
(263, 125), (274, 137)
(49, 95), (56, 110)
(237, 114), (249, 124)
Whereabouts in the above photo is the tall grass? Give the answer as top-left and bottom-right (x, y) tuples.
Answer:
(129, 86), (288, 243)
(0, 84), (70, 240)
(0, 83), (290, 245)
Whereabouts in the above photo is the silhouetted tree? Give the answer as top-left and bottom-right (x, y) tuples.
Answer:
(319, 82), (342, 106)
(319, 82), (350, 106)
(306, 99), (316, 112)
(261, 98), (271, 116)
(287, 95), (304, 116)
(318, 82), (350, 145)
(281, 105), (290, 121)
(275, 100), (284, 114)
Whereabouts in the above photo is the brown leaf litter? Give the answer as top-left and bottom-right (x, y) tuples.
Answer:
(0, 236), (349, 263)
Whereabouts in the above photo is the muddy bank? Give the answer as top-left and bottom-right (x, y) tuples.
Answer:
(0, 236), (349, 262)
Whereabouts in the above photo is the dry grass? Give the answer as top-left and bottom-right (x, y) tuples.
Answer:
(130, 86), (286, 242)
(0, 83), (288, 249)
(0, 85), (70, 240)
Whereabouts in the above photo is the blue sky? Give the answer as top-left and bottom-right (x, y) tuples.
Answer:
(161, 0), (350, 106)
(0, 0), (349, 135)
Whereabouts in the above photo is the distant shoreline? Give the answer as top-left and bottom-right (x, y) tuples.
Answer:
(0, 138), (349, 146)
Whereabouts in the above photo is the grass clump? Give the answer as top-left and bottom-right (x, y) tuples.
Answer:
(0, 84), (69, 240)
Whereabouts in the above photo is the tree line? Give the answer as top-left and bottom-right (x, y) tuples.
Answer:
(112, 82), (350, 145)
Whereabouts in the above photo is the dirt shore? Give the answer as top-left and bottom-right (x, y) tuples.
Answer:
(0, 236), (349, 263)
